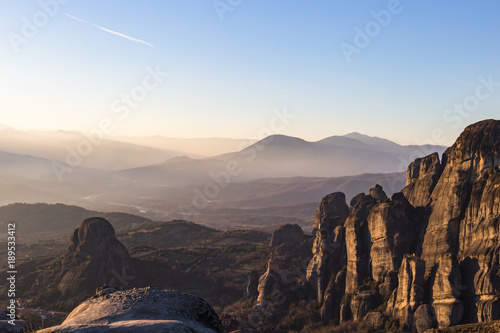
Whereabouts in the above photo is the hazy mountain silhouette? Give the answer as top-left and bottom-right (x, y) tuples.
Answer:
(114, 134), (446, 186)
(112, 135), (256, 158)
(0, 128), (180, 170)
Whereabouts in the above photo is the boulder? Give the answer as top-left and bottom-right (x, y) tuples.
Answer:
(38, 287), (223, 333)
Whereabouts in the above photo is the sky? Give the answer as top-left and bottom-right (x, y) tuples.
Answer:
(1, 0), (499, 146)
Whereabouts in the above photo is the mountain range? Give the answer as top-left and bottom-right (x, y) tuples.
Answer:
(0, 126), (445, 230)
(9, 119), (500, 333)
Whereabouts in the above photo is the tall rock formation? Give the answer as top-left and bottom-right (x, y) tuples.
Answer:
(398, 119), (500, 327)
(402, 152), (442, 208)
(345, 193), (376, 294)
(368, 192), (418, 281)
(419, 120), (500, 277)
(459, 166), (500, 323)
(431, 254), (464, 327)
(257, 224), (311, 306)
(307, 192), (349, 306)
(270, 223), (305, 247)
(387, 255), (425, 326)
(249, 119), (500, 331)
(31, 217), (136, 297)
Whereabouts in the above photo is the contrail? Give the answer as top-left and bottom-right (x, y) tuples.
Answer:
(65, 14), (154, 48)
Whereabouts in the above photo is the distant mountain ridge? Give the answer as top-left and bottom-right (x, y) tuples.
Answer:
(115, 133), (446, 186)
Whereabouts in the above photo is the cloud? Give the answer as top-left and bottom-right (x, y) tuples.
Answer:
(65, 14), (154, 48)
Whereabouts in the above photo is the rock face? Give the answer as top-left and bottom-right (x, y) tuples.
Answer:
(369, 184), (388, 202)
(345, 194), (376, 294)
(306, 192), (349, 310)
(256, 223), (311, 306)
(420, 120), (500, 275)
(39, 287), (223, 333)
(388, 255), (425, 326)
(414, 304), (437, 333)
(270, 223), (305, 247)
(257, 270), (281, 303)
(402, 120), (500, 326)
(253, 119), (500, 330)
(402, 152), (442, 208)
(311, 192), (350, 237)
(245, 271), (260, 299)
(368, 192), (417, 281)
(32, 217), (135, 297)
(431, 254), (464, 328)
(459, 166), (500, 323)
(309, 120), (500, 330)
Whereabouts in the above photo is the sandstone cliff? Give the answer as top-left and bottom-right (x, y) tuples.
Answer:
(303, 120), (500, 330)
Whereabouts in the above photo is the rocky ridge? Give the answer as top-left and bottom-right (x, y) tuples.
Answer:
(302, 120), (500, 330)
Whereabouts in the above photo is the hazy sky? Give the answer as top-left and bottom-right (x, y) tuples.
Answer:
(1, 1), (499, 145)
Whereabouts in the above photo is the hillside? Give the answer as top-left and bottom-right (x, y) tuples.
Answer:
(0, 203), (151, 244)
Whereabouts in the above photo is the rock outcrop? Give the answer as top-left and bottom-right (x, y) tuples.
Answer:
(251, 119), (500, 331)
(420, 120), (500, 276)
(306, 192), (349, 311)
(368, 192), (417, 281)
(257, 224), (311, 307)
(387, 255), (425, 326)
(398, 120), (500, 327)
(257, 270), (282, 303)
(245, 271), (260, 299)
(403, 152), (442, 208)
(459, 166), (500, 323)
(31, 217), (136, 297)
(383, 119), (500, 328)
(345, 194), (376, 294)
(39, 287), (223, 333)
(311, 192), (350, 237)
(270, 223), (305, 247)
(369, 184), (388, 202)
(431, 254), (464, 328)
(414, 304), (437, 333)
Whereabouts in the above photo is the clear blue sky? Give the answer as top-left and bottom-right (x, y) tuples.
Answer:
(1, 0), (499, 145)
